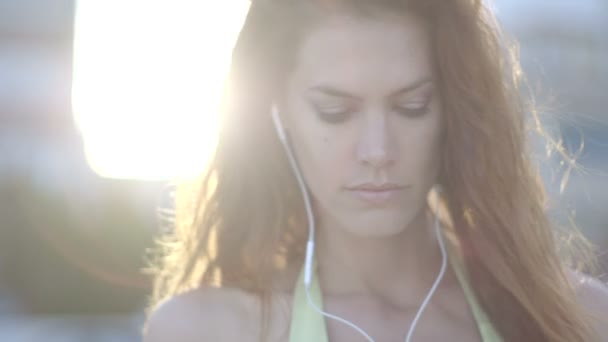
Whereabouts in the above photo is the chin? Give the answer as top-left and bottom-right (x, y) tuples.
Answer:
(346, 211), (415, 238)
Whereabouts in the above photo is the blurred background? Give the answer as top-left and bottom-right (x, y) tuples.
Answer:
(0, 0), (606, 341)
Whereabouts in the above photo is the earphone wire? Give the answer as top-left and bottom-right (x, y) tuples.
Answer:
(405, 197), (448, 342)
(271, 105), (316, 247)
(304, 282), (377, 342)
(271, 104), (448, 342)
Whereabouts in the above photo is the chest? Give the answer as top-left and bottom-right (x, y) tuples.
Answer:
(323, 308), (481, 342)
(252, 289), (483, 342)
(321, 294), (482, 342)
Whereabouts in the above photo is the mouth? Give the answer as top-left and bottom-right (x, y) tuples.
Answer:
(346, 183), (408, 204)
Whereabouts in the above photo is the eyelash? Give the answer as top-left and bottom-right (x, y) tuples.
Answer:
(314, 101), (431, 124)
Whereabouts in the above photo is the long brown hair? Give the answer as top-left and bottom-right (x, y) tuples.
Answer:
(145, 0), (599, 340)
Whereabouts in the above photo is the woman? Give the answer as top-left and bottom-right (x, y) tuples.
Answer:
(144, 0), (608, 341)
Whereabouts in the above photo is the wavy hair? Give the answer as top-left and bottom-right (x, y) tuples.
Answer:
(145, 0), (599, 340)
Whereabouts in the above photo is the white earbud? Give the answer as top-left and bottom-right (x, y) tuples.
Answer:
(271, 103), (448, 342)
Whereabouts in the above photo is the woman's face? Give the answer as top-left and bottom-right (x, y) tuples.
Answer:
(282, 12), (443, 237)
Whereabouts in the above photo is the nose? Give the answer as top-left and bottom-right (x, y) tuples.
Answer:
(356, 113), (395, 169)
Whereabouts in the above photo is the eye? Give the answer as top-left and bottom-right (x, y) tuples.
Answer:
(313, 105), (352, 124)
(395, 102), (430, 118)
(395, 91), (434, 118)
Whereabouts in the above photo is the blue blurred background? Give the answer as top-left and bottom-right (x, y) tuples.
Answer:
(0, 0), (606, 341)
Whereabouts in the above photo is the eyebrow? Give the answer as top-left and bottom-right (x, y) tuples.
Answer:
(306, 77), (434, 100)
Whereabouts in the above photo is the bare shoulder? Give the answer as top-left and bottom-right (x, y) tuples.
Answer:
(142, 287), (259, 342)
(567, 269), (608, 339)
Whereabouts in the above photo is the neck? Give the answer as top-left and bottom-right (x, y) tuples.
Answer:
(314, 206), (450, 307)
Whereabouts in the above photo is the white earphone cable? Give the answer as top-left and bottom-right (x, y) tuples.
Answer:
(405, 200), (447, 342)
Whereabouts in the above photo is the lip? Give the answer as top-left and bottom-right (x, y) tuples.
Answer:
(346, 183), (408, 204)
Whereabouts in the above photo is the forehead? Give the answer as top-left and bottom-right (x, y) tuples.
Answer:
(289, 13), (433, 95)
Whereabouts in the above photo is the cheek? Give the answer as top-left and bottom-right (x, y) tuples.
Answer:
(311, 134), (348, 188)
(290, 125), (348, 196)
(399, 116), (443, 180)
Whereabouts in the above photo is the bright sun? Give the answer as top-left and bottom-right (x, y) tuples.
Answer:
(71, 0), (250, 180)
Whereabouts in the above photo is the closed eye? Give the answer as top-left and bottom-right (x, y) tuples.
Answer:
(394, 90), (435, 118)
(313, 105), (352, 123)
(395, 102), (430, 118)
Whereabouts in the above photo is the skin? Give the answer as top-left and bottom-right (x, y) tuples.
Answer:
(143, 11), (608, 342)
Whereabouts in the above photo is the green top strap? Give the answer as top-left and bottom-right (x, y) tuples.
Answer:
(448, 244), (503, 342)
(288, 260), (329, 342)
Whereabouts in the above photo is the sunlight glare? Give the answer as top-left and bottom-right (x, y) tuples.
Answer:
(72, 0), (250, 180)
